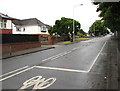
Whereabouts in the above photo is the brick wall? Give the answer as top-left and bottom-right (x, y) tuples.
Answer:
(0, 29), (12, 34)
(39, 34), (53, 45)
(0, 42), (41, 54)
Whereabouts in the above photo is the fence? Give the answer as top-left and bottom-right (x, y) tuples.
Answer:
(0, 34), (41, 56)
(1, 34), (39, 44)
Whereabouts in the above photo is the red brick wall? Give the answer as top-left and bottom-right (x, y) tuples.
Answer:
(48, 35), (53, 45)
(39, 34), (53, 45)
(0, 42), (41, 54)
(0, 29), (12, 34)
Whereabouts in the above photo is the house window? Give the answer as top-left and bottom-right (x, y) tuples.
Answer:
(41, 26), (47, 32)
(23, 28), (25, 31)
(16, 27), (21, 31)
(3, 19), (7, 28)
(41, 30), (46, 33)
(0, 18), (2, 28)
(0, 19), (7, 29)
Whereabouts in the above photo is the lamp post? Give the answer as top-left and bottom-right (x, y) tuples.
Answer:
(72, 4), (83, 42)
(94, 23), (95, 37)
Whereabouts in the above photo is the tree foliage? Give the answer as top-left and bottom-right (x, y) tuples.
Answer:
(77, 29), (86, 36)
(89, 20), (109, 36)
(48, 17), (84, 41)
(93, 2), (120, 33)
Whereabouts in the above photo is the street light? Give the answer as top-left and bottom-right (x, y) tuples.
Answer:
(72, 4), (83, 42)
(94, 23), (95, 37)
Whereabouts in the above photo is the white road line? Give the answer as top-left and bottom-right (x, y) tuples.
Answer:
(19, 76), (56, 89)
(42, 46), (82, 62)
(88, 41), (107, 72)
(41, 52), (67, 62)
(0, 66), (29, 78)
(34, 66), (88, 73)
(0, 66), (34, 82)
(51, 52), (68, 60)
(72, 47), (80, 51)
(51, 51), (74, 60)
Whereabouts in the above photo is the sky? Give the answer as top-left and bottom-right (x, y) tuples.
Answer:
(0, 0), (101, 32)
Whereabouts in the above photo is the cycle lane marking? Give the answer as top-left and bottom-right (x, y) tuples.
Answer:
(18, 76), (56, 90)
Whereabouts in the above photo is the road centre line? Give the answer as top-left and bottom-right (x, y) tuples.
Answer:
(42, 46), (82, 62)
(41, 52), (67, 62)
(51, 52), (70, 60)
(88, 41), (107, 72)
(50, 47), (83, 60)
(0, 66), (29, 78)
(34, 66), (88, 73)
(0, 66), (34, 82)
(72, 47), (81, 51)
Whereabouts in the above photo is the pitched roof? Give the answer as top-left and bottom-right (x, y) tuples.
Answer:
(45, 24), (51, 28)
(12, 18), (45, 26)
(0, 12), (15, 20)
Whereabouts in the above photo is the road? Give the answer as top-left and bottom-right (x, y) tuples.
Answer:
(1, 35), (118, 89)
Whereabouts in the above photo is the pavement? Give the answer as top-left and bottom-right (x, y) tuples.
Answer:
(2, 45), (55, 59)
(104, 36), (120, 89)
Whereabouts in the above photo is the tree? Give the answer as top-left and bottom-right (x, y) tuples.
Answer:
(93, 2), (120, 33)
(89, 20), (109, 36)
(77, 29), (86, 36)
(93, 2), (120, 51)
(48, 17), (82, 41)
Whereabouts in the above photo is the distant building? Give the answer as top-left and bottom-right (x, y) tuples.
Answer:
(0, 13), (14, 34)
(12, 18), (50, 35)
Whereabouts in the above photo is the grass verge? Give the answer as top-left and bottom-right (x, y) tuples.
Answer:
(63, 37), (93, 44)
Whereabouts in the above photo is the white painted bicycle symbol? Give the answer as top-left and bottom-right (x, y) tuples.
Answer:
(19, 76), (56, 90)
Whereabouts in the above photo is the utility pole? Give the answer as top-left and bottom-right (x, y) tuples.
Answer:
(94, 23), (95, 37)
(72, 4), (83, 42)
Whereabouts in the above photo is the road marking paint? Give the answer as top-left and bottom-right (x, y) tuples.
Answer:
(88, 41), (107, 72)
(72, 47), (81, 51)
(0, 66), (29, 78)
(41, 52), (67, 62)
(19, 76), (56, 90)
(0, 66), (34, 82)
(51, 52), (68, 60)
(50, 49), (80, 61)
(35, 66), (88, 73)
(42, 46), (82, 62)
(0, 47), (83, 81)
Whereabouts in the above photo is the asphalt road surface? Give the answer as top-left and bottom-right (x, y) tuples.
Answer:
(1, 35), (118, 90)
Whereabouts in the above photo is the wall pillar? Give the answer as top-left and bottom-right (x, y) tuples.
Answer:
(48, 35), (53, 45)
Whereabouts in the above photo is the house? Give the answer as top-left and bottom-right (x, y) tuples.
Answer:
(12, 18), (50, 35)
(12, 18), (51, 45)
(0, 13), (14, 34)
